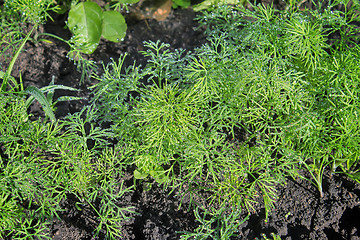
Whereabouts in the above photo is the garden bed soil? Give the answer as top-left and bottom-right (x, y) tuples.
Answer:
(2, 2), (360, 239)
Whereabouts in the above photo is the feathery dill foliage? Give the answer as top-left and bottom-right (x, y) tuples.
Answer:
(89, 0), (360, 238)
(0, 95), (134, 239)
(197, 0), (360, 199)
(2, 0), (360, 238)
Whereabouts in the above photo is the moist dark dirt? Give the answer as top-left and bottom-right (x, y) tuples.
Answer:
(2, 1), (360, 239)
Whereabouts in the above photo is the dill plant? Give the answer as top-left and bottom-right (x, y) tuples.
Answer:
(52, 107), (135, 238)
(88, 0), (360, 237)
(0, 95), (134, 238)
(180, 206), (247, 240)
(90, 7), (298, 225)
(0, 94), (62, 239)
(200, 0), (360, 197)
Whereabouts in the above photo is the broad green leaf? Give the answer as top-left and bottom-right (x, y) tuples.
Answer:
(68, 1), (103, 54)
(102, 11), (127, 42)
(24, 86), (56, 123)
(172, 0), (191, 8)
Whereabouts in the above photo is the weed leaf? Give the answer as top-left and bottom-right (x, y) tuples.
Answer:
(24, 86), (56, 122)
(68, 1), (103, 54)
(102, 10), (127, 42)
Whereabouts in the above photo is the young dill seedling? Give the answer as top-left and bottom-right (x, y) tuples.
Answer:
(180, 206), (248, 240)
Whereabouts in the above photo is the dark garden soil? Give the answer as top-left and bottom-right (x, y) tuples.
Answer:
(2, 1), (360, 239)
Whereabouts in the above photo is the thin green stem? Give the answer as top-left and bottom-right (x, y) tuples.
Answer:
(1, 24), (37, 92)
